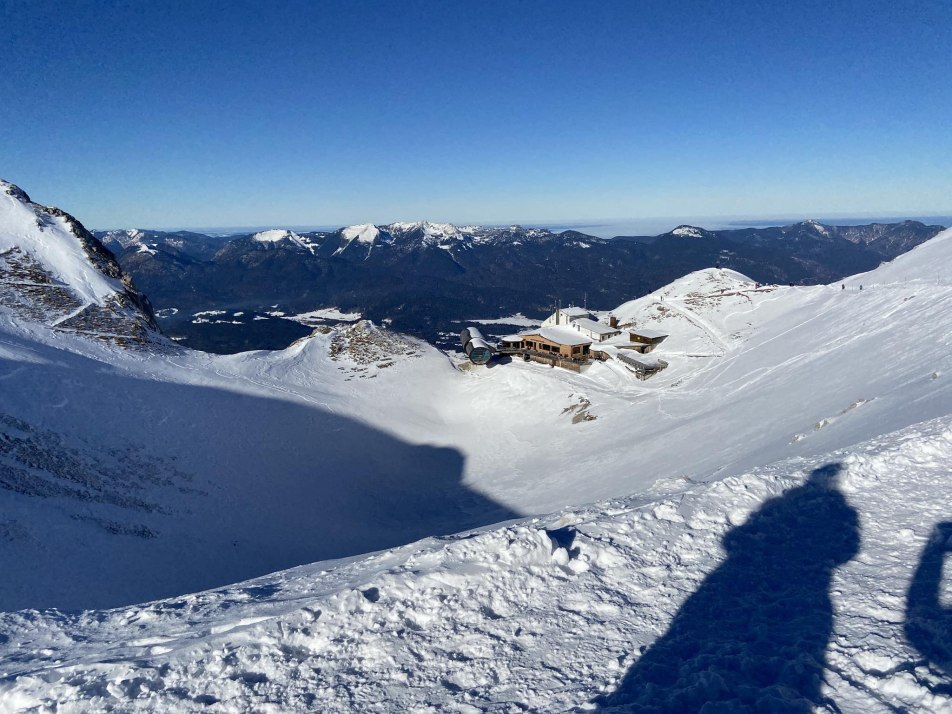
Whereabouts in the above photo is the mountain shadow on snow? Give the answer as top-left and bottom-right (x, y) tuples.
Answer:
(0, 341), (520, 611)
(905, 521), (952, 693)
(597, 463), (860, 713)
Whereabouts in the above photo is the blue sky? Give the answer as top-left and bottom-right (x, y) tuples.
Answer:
(1, 0), (950, 229)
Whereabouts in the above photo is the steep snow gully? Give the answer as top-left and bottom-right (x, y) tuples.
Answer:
(2, 181), (952, 711)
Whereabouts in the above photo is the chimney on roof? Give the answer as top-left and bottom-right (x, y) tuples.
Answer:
(609, 315), (619, 328)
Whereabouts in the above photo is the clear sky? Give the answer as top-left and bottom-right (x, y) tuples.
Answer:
(1, 0), (950, 229)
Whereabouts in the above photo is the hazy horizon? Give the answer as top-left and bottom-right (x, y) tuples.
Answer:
(93, 213), (952, 240)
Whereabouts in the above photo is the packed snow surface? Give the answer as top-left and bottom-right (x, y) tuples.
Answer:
(3, 423), (952, 712)
(2, 200), (952, 711)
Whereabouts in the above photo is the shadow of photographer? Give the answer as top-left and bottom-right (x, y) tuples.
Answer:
(905, 521), (952, 693)
(597, 463), (860, 713)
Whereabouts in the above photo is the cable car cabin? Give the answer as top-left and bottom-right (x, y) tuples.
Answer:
(460, 326), (493, 364)
(464, 337), (493, 365)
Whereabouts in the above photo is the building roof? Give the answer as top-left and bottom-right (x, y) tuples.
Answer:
(572, 317), (619, 336)
(630, 327), (668, 339)
(522, 326), (592, 346)
(499, 334), (524, 343)
(561, 306), (591, 318)
(623, 353), (662, 368)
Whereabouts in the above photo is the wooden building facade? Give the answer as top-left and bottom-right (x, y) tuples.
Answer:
(628, 328), (668, 353)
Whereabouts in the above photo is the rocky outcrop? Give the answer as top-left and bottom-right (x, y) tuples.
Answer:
(0, 180), (161, 347)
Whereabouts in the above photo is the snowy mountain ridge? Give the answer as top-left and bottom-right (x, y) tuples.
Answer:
(328, 220), (581, 256)
(104, 213), (944, 354)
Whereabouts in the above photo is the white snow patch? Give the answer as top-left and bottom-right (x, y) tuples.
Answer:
(466, 314), (541, 327)
(287, 307), (363, 325)
(341, 223), (380, 244)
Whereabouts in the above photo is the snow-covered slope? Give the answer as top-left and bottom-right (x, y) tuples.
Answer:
(0, 181), (158, 345)
(4, 419), (952, 712)
(2, 183), (952, 711)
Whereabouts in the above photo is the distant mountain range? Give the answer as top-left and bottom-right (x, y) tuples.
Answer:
(96, 219), (945, 353)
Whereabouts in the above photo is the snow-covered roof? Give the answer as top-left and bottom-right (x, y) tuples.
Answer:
(622, 353), (662, 368)
(561, 307), (591, 317)
(522, 326), (592, 346)
(499, 334), (524, 343)
(573, 318), (619, 336)
(630, 328), (668, 339)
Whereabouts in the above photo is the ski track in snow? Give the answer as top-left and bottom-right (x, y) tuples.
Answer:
(660, 297), (730, 355)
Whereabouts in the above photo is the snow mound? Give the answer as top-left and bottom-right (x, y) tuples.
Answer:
(610, 267), (765, 362)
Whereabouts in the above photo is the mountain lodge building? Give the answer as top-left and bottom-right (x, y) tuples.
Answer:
(628, 328), (668, 352)
(491, 308), (667, 376)
(540, 306), (621, 342)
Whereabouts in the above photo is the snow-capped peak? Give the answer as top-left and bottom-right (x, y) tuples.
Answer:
(387, 221), (472, 239)
(252, 229), (300, 243)
(341, 223), (380, 244)
(249, 229), (315, 251)
(421, 221), (462, 238)
(800, 219), (830, 237)
(671, 225), (706, 239)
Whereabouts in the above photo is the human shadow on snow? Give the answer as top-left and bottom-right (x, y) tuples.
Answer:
(596, 463), (860, 713)
(905, 521), (952, 693)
